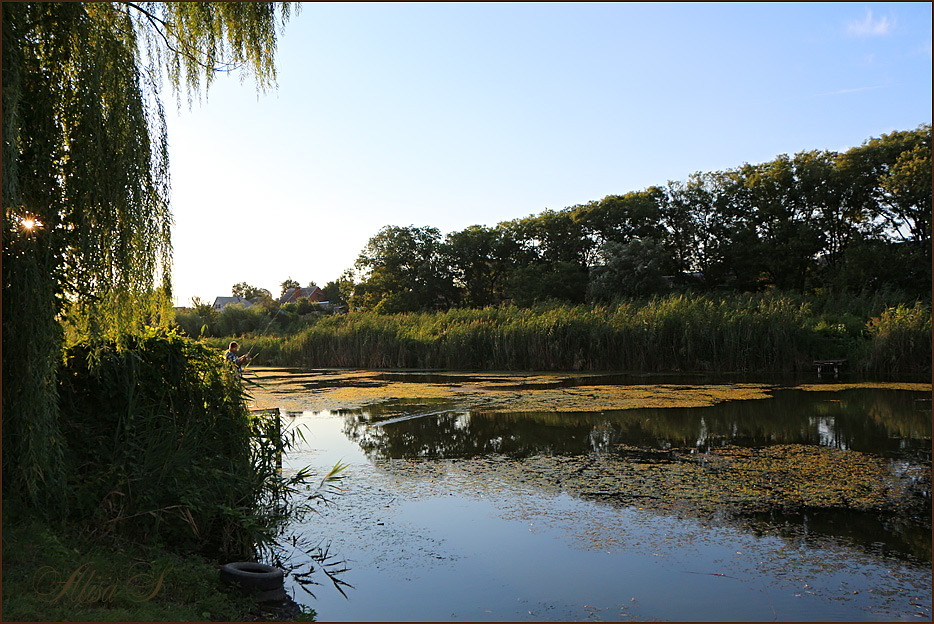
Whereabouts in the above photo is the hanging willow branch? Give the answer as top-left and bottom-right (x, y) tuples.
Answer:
(1, 2), (297, 506)
(123, 2), (247, 74)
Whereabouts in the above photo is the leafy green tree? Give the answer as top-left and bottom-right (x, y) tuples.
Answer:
(352, 225), (457, 312)
(505, 262), (588, 306)
(823, 125), (931, 294)
(232, 281), (272, 300)
(837, 125), (931, 249)
(794, 150), (860, 274)
(279, 277), (300, 296)
(444, 225), (517, 307)
(659, 180), (700, 278)
(490, 210), (593, 305)
(322, 275), (352, 307)
(496, 218), (546, 268)
(575, 188), (667, 249)
(586, 238), (671, 302)
(739, 155), (825, 290)
(190, 295), (218, 324)
(2, 2), (295, 505)
(662, 173), (758, 289)
(502, 209), (590, 267)
(829, 236), (922, 295)
(531, 209), (590, 266)
(878, 140), (932, 293)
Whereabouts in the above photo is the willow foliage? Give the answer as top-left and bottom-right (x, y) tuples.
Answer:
(2, 2), (295, 505)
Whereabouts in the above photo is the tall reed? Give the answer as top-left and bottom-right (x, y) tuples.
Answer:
(199, 293), (931, 374)
(58, 328), (313, 559)
(860, 303), (932, 375)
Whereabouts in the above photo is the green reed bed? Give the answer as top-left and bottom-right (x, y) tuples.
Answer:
(57, 330), (313, 560)
(862, 303), (933, 374)
(204, 294), (931, 375)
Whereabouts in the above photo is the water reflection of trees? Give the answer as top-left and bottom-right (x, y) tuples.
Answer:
(338, 388), (931, 565)
(338, 389), (931, 564)
(340, 390), (930, 462)
(742, 508), (932, 563)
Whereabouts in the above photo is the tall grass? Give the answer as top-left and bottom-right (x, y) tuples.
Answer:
(860, 303), (932, 375)
(202, 293), (929, 374)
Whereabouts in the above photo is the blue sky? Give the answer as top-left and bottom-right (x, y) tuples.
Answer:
(165, 2), (932, 306)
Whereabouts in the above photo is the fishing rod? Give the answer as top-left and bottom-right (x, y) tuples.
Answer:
(240, 292), (332, 368)
(243, 304), (285, 361)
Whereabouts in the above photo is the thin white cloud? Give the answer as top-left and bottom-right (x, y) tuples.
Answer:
(816, 85), (889, 97)
(846, 9), (895, 37)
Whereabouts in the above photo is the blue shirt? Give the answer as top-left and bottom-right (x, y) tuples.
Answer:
(224, 350), (243, 374)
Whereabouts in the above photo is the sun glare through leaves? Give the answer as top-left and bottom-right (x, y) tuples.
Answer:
(20, 216), (41, 232)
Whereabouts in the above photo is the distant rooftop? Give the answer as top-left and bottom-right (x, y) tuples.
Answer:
(212, 296), (253, 310)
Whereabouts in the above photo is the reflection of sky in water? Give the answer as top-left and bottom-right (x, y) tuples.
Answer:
(278, 409), (932, 622)
(695, 415), (708, 447)
(587, 421), (614, 454)
(813, 415), (848, 450)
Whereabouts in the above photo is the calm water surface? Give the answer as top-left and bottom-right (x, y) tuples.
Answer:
(269, 372), (931, 622)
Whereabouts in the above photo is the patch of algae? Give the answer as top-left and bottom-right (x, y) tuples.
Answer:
(245, 367), (774, 413)
(712, 444), (924, 511)
(247, 368), (929, 516)
(376, 443), (928, 517)
(794, 382), (931, 392)
(479, 384), (773, 413)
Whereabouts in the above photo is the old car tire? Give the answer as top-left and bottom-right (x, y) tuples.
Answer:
(219, 562), (284, 592)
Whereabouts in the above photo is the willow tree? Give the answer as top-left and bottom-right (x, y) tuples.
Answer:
(2, 2), (296, 506)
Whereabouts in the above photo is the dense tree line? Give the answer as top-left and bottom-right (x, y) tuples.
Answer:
(345, 125), (931, 313)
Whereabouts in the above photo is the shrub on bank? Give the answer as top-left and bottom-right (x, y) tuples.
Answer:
(214, 303), (270, 337)
(174, 306), (210, 337)
(175, 303), (285, 338)
(58, 329), (308, 559)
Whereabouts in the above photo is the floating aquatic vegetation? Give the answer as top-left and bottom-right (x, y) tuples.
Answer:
(794, 382), (931, 392)
(475, 383), (775, 413)
(371, 442), (928, 521)
(270, 371), (931, 621)
(246, 367), (776, 414)
(255, 367), (931, 568)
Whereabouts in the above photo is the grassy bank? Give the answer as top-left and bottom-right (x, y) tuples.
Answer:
(1, 508), (315, 621)
(204, 294), (931, 375)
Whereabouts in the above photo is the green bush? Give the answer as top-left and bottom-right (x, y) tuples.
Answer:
(57, 329), (309, 559)
(215, 303), (270, 336)
(294, 298), (324, 315)
(174, 307), (211, 338)
(175, 304), (276, 338)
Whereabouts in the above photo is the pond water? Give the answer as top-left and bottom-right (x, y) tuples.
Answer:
(251, 370), (932, 622)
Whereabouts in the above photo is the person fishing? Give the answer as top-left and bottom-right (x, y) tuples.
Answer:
(224, 341), (251, 374)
